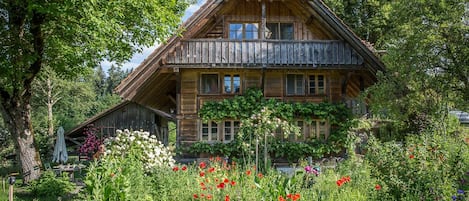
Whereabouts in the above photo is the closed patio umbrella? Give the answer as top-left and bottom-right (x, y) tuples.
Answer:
(52, 126), (68, 164)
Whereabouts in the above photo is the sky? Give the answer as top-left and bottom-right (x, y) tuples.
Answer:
(101, 0), (207, 73)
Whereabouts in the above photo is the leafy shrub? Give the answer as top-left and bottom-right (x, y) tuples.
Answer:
(366, 133), (469, 200)
(29, 170), (75, 198)
(104, 129), (175, 171)
(84, 129), (175, 200)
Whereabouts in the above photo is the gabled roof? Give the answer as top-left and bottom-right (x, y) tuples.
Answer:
(116, 0), (385, 101)
(65, 100), (175, 137)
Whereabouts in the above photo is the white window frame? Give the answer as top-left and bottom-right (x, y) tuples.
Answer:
(201, 121), (219, 142)
(288, 120), (306, 141)
(309, 120), (329, 140)
(223, 120), (240, 142)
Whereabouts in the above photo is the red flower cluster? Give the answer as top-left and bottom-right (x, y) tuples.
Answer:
(336, 176), (351, 187)
(409, 154), (415, 159)
(375, 184), (382, 190)
(194, 193), (212, 199)
(199, 162), (207, 169)
(172, 166), (179, 172)
(279, 193), (301, 201)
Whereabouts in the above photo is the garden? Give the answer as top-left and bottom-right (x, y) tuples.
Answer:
(2, 111), (468, 201)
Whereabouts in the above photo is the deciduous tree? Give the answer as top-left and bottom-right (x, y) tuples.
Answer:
(0, 0), (189, 182)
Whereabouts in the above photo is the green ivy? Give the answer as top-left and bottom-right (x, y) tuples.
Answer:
(190, 88), (354, 162)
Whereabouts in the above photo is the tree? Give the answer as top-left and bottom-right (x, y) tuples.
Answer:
(366, 1), (468, 134)
(323, 0), (393, 47)
(0, 0), (189, 182)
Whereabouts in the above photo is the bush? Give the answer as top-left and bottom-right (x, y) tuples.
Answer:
(29, 170), (75, 198)
(366, 133), (469, 200)
(84, 129), (175, 200)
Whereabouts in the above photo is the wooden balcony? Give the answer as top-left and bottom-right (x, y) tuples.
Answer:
(165, 39), (363, 67)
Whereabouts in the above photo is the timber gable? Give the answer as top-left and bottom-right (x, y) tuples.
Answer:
(115, 0), (385, 147)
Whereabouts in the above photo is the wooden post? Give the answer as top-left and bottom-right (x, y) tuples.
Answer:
(9, 183), (13, 201)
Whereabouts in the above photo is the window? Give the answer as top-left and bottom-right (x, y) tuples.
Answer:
(266, 23), (294, 40)
(286, 74), (305, 95)
(224, 74), (241, 94)
(309, 75), (326, 95)
(310, 120), (329, 140)
(223, 121), (240, 142)
(201, 121), (218, 141)
(201, 74), (219, 94)
(288, 120), (305, 141)
(229, 23), (259, 39)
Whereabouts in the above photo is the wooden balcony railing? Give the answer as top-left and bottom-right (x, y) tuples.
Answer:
(165, 39), (363, 66)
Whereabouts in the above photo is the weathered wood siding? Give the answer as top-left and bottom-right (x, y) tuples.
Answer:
(199, 1), (331, 40)
(177, 69), (373, 145)
(166, 40), (363, 67)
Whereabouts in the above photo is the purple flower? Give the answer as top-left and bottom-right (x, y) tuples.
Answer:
(304, 166), (312, 173)
(457, 189), (464, 194)
(452, 195), (457, 201)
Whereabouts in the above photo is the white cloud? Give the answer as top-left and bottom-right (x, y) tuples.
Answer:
(101, 0), (206, 73)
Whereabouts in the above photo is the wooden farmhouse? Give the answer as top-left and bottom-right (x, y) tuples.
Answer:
(115, 0), (385, 148)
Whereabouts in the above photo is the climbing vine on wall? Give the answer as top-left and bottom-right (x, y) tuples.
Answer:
(193, 88), (354, 161)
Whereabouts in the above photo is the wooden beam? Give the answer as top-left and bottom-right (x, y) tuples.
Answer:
(167, 94), (177, 105)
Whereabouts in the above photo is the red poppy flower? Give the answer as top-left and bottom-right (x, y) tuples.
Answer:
(246, 170), (252, 176)
(199, 162), (207, 169)
(344, 176), (351, 182)
(230, 180), (236, 186)
(224, 178), (229, 183)
(278, 196), (286, 201)
(172, 166), (179, 172)
(193, 194), (199, 199)
(206, 194), (212, 200)
(287, 194), (293, 199)
(208, 167), (215, 173)
(409, 154), (415, 159)
(292, 193), (300, 201)
(257, 173), (263, 178)
(375, 184), (381, 190)
(225, 195), (230, 201)
(200, 182), (205, 187)
(336, 180), (343, 187)
(182, 166), (187, 171)
(216, 156), (221, 162)
(200, 171), (205, 177)
(217, 182), (225, 189)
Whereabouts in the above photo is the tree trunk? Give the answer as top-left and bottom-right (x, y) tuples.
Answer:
(0, 99), (42, 183)
(46, 77), (54, 137)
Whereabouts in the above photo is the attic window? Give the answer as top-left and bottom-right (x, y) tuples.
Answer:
(266, 23), (294, 40)
(229, 23), (259, 39)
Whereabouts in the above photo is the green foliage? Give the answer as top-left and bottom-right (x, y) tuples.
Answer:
(200, 88), (351, 123)
(363, 0), (468, 136)
(196, 88), (353, 164)
(84, 150), (153, 201)
(365, 133), (469, 200)
(29, 170), (76, 198)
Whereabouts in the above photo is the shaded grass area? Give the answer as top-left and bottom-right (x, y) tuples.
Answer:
(0, 161), (85, 201)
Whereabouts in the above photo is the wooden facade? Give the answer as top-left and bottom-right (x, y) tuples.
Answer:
(116, 0), (385, 148)
(66, 101), (174, 146)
